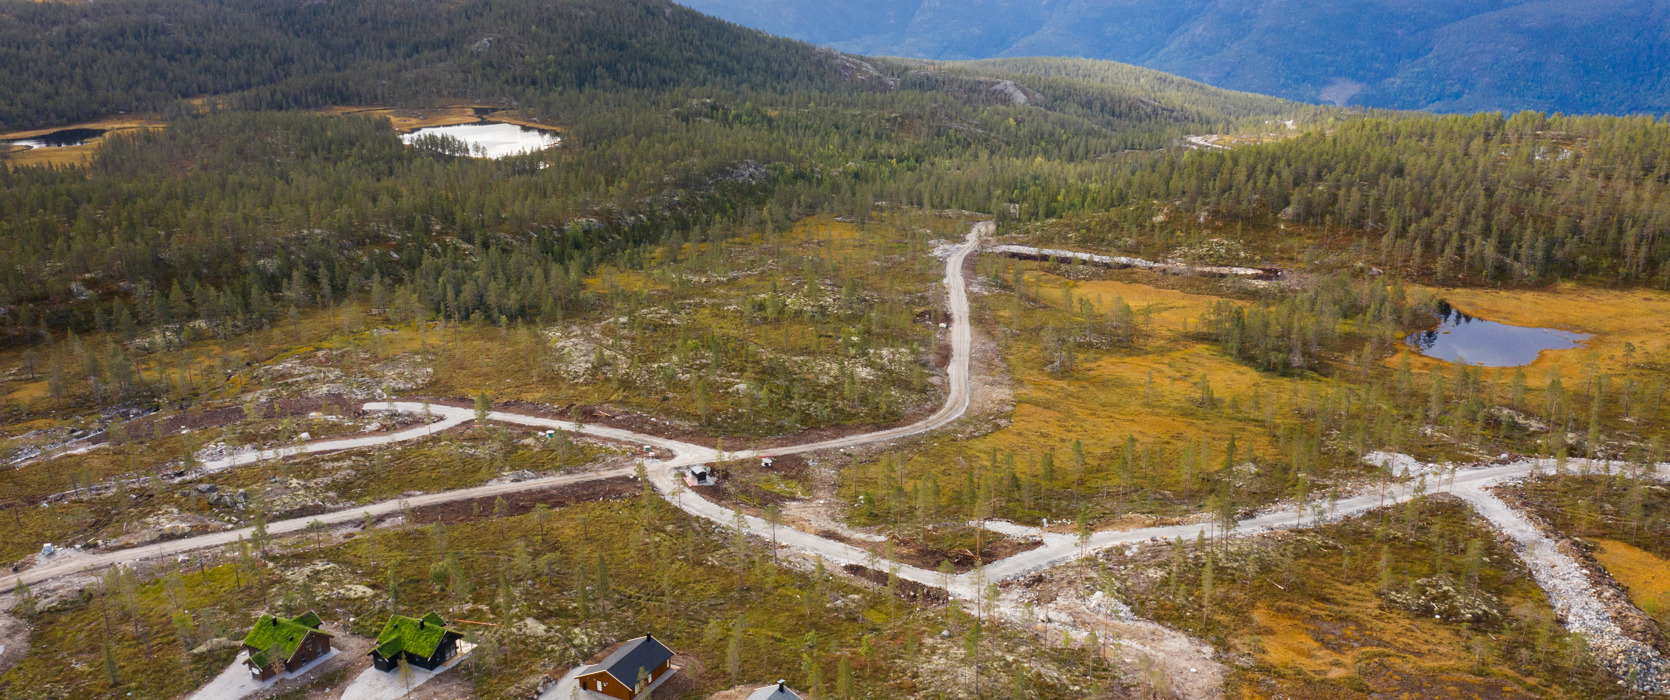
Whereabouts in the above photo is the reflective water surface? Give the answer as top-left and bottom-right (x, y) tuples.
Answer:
(7, 128), (107, 149)
(399, 122), (560, 159)
(1408, 301), (1590, 367)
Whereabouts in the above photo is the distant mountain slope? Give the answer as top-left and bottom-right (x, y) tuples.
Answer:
(0, 0), (1306, 133)
(676, 0), (1670, 115)
(0, 0), (875, 128)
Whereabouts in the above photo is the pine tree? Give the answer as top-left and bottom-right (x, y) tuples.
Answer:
(728, 615), (745, 684)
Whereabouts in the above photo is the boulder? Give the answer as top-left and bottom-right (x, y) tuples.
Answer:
(191, 637), (239, 655)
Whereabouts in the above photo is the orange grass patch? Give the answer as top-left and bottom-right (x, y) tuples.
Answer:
(1397, 283), (1670, 382)
(1591, 538), (1670, 613)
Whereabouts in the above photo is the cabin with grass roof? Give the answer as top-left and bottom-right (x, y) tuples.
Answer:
(241, 611), (334, 681)
(369, 612), (463, 672)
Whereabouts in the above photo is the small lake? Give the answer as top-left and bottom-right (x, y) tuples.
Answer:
(1407, 301), (1590, 367)
(7, 128), (106, 149)
(399, 122), (560, 159)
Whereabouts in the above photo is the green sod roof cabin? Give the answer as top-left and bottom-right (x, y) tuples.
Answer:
(241, 611), (334, 681)
(369, 612), (463, 672)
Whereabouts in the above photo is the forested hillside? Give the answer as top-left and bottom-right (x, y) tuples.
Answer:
(1009, 112), (1670, 287)
(0, 0), (863, 128)
(678, 0), (1670, 115)
(3, 0), (1669, 355)
(0, 0), (1307, 353)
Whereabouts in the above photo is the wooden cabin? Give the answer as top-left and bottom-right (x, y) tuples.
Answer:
(369, 612), (463, 672)
(241, 611), (334, 681)
(573, 634), (676, 699)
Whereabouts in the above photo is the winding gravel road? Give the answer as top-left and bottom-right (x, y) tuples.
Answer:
(13, 222), (984, 588)
(14, 219), (1669, 691)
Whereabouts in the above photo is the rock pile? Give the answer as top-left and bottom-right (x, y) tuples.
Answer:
(1462, 487), (1670, 694)
(181, 483), (253, 510)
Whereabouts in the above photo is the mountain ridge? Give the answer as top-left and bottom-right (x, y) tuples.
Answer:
(677, 0), (1670, 115)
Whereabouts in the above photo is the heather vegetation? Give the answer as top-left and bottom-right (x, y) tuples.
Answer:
(1514, 472), (1670, 634)
(1116, 499), (1623, 698)
(1, 493), (1112, 699)
(3, 0), (1670, 698)
(841, 250), (1669, 530)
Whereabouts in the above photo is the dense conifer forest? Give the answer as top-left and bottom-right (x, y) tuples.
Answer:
(0, 0), (1303, 349)
(0, 0), (852, 128)
(0, 0), (1666, 369)
(1013, 113), (1670, 286)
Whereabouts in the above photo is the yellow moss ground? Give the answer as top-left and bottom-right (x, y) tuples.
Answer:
(1026, 272), (1244, 334)
(1591, 538), (1670, 613)
(1126, 498), (1587, 698)
(1403, 283), (1670, 381)
(484, 110), (565, 132)
(889, 268), (1323, 499)
(0, 116), (165, 166)
(993, 343), (1299, 462)
(1248, 586), (1505, 678)
(317, 105), (564, 133)
(1237, 590), (1560, 698)
(1013, 269), (1317, 461)
(318, 105), (481, 131)
(5, 379), (48, 404)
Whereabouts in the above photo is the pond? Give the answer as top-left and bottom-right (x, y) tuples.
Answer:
(7, 127), (106, 149)
(399, 122), (560, 159)
(1407, 301), (1590, 367)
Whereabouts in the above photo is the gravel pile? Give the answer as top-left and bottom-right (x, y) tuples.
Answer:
(1458, 486), (1670, 694)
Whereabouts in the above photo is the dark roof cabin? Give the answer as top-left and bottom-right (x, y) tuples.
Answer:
(369, 612), (464, 672)
(574, 634), (676, 700)
(747, 680), (806, 700)
(241, 611), (334, 681)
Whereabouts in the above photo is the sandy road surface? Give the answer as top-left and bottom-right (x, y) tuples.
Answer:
(191, 411), (472, 475)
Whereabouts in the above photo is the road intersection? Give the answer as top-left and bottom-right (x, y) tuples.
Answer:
(13, 220), (1669, 690)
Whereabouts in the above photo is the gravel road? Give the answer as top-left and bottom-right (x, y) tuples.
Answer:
(13, 222), (987, 589)
(1456, 482), (1670, 693)
(15, 219), (1667, 693)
